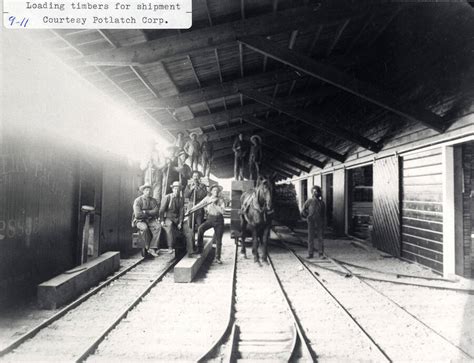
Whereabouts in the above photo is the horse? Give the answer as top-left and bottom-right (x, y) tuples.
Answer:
(239, 177), (274, 263)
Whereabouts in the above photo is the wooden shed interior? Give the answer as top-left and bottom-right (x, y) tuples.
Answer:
(26, 1), (474, 179)
(1, 1), (474, 305)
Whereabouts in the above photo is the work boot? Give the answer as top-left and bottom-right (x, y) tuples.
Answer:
(307, 254), (314, 259)
(144, 251), (155, 259)
(214, 258), (222, 264)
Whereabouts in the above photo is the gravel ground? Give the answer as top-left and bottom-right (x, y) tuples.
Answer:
(1, 254), (171, 362)
(273, 226), (472, 362)
(86, 236), (236, 362)
(0, 255), (141, 352)
(269, 246), (388, 362)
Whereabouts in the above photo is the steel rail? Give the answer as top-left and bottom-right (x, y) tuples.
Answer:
(196, 243), (238, 362)
(0, 257), (146, 356)
(76, 257), (180, 362)
(332, 259), (474, 360)
(272, 228), (392, 362)
(267, 254), (316, 362)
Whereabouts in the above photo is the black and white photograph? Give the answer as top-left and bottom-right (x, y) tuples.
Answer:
(1, 0), (474, 361)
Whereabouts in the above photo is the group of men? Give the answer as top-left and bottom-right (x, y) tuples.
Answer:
(233, 133), (263, 180)
(132, 134), (226, 263)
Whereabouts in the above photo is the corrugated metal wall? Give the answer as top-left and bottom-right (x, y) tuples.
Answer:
(401, 148), (443, 272)
(373, 156), (401, 256)
(0, 136), (79, 304)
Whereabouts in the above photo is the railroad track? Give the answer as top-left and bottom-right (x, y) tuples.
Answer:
(272, 227), (473, 362)
(199, 242), (314, 362)
(86, 238), (237, 362)
(0, 253), (177, 362)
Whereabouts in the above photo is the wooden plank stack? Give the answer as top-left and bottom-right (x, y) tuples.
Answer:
(273, 183), (300, 227)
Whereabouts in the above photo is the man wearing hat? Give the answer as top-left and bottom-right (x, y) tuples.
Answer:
(184, 132), (201, 171)
(301, 185), (326, 259)
(200, 134), (214, 178)
(232, 133), (249, 180)
(249, 135), (263, 181)
(193, 184), (226, 263)
(159, 181), (185, 253)
(184, 170), (208, 231)
(132, 184), (161, 258)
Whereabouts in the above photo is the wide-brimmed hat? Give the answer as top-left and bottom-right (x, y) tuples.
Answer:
(171, 181), (181, 189)
(311, 185), (322, 193)
(191, 170), (203, 177)
(209, 184), (223, 193)
(250, 135), (262, 143)
(139, 183), (152, 192)
(189, 132), (198, 138)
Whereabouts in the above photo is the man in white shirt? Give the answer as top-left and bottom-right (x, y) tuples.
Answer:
(193, 184), (226, 264)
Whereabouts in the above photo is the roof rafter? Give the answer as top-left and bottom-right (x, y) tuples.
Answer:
(243, 115), (346, 162)
(139, 70), (302, 110)
(83, 5), (364, 66)
(240, 88), (382, 152)
(162, 87), (336, 130)
(239, 36), (447, 133)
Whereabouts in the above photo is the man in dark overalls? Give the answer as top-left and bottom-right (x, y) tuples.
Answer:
(184, 170), (208, 251)
(301, 185), (326, 259)
(132, 184), (160, 258)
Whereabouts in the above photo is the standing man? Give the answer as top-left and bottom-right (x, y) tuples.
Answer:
(184, 170), (208, 232)
(301, 185), (326, 259)
(132, 184), (160, 258)
(249, 135), (263, 181)
(184, 132), (201, 171)
(194, 184), (226, 264)
(232, 133), (249, 180)
(200, 134), (214, 178)
(159, 181), (184, 254)
(142, 149), (165, 206)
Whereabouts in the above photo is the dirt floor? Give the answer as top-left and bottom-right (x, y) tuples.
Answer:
(274, 225), (474, 360)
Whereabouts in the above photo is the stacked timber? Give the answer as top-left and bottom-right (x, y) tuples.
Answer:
(273, 183), (300, 227)
(230, 180), (256, 236)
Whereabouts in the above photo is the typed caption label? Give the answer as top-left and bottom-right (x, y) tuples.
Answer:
(3, 0), (192, 29)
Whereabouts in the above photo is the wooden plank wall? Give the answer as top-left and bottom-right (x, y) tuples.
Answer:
(401, 148), (443, 272)
(373, 156), (401, 256)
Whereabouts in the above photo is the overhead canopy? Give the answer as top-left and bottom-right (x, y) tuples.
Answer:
(34, 1), (474, 179)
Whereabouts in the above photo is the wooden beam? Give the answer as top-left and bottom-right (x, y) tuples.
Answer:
(271, 162), (300, 176)
(269, 156), (311, 173)
(263, 141), (325, 168)
(239, 36), (447, 133)
(271, 159), (303, 176)
(242, 115), (346, 162)
(164, 103), (267, 130)
(84, 6), (362, 66)
(162, 88), (333, 130)
(272, 164), (298, 177)
(206, 124), (255, 141)
(240, 88), (382, 152)
(139, 70), (302, 110)
(239, 42), (244, 78)
(326, 19), (350, 57)
(263, 148), (311, 173)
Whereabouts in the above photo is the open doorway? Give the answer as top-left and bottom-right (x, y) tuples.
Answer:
(348, 165), (373, 240)
(301, 179), (308, 208)
(454, 141), (474, 277)
(322, 174), (333, 228)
